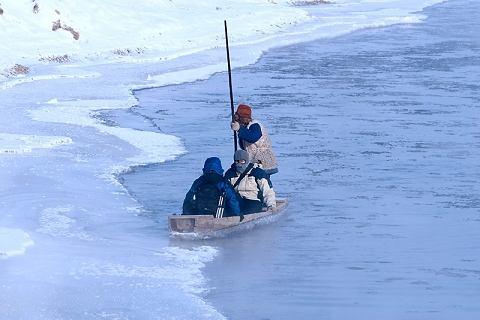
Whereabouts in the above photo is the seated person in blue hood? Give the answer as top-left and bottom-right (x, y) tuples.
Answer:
(182, 157), (241, 216)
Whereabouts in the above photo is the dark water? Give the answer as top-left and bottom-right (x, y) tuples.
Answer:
(121, 1), (480, 319)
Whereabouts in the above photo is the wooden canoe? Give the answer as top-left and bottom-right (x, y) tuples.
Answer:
(169, 198), (288, 239)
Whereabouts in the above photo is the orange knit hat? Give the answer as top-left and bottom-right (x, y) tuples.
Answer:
(236, 104), (252, 118)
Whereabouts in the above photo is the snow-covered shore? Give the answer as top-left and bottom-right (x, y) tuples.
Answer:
(0, 0), (447, 318)
(0, 0), (311, 77)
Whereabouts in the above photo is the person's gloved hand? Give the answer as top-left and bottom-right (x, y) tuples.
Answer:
(231, 121), (240, 131)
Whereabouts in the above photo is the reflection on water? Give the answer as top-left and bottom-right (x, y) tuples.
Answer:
(121, 1), (480, 319)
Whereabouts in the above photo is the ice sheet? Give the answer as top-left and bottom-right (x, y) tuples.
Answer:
(0, 133), (72, 154)
(0, 227), (34, 259)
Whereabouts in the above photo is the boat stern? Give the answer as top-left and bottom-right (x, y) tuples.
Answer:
(169, 215), (196, 233)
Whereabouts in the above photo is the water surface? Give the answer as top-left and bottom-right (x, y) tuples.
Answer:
(122, 1), (480, 318)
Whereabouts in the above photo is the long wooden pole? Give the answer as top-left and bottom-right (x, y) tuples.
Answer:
(224, 20), (238, 152)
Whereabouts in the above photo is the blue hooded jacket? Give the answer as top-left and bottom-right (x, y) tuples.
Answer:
(183, 157), (240, 216)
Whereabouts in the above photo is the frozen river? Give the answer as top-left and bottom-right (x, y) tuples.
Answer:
(121, 0), (480, 319)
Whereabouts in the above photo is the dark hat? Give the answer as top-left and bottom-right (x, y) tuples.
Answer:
(234, 150), (250, 173)
(202, 157), (224, 175)
(234, 149), (249, 162)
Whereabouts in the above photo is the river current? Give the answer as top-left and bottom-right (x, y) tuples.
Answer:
(120, 1), (479, 319)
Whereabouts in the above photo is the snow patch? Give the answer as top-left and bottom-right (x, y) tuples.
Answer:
(77, 246), (219, 295)
(0, 227), (34, 259)
(37, 206), (94, 240)
(159, 246), (219, 269)
(137, 63), (227, 88)
(1, 71), (100, 90)
(30, 97), (185, 173)
(0, 132), (73, 154)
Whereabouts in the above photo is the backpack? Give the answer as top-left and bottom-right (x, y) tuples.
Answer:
(195, 182), (222, 215)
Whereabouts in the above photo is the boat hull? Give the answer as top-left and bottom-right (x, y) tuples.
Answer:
(169, 199), (288, 238)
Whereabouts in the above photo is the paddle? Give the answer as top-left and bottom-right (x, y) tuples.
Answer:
(224, 20), (238, 152)
(216, 21), (241, 220)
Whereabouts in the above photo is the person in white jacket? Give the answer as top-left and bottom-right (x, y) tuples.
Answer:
(224, 150), (276, 214)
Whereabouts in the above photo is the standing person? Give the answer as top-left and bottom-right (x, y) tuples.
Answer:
(230, 104), (278, 186)
(225, 150), (276, 214)
(183, 157), (240, 217)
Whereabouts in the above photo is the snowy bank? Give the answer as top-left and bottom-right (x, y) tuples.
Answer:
(0, 0), (310, 76)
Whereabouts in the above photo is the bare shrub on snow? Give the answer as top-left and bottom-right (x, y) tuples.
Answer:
(113, 48), (145, 56)
(52, 19), (80, 40)
(39, 54), (70, 63)
(291, 0), (331, 5)
(2, 64), (30, 77)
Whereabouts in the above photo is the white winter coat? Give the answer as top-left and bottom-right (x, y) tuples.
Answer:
(227, 165), (276, 208)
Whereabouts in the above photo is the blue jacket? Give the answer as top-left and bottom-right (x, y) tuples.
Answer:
(183, 175), (241, 216)
(238, 123), (262, 149)
(183, 157), (240, 216)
